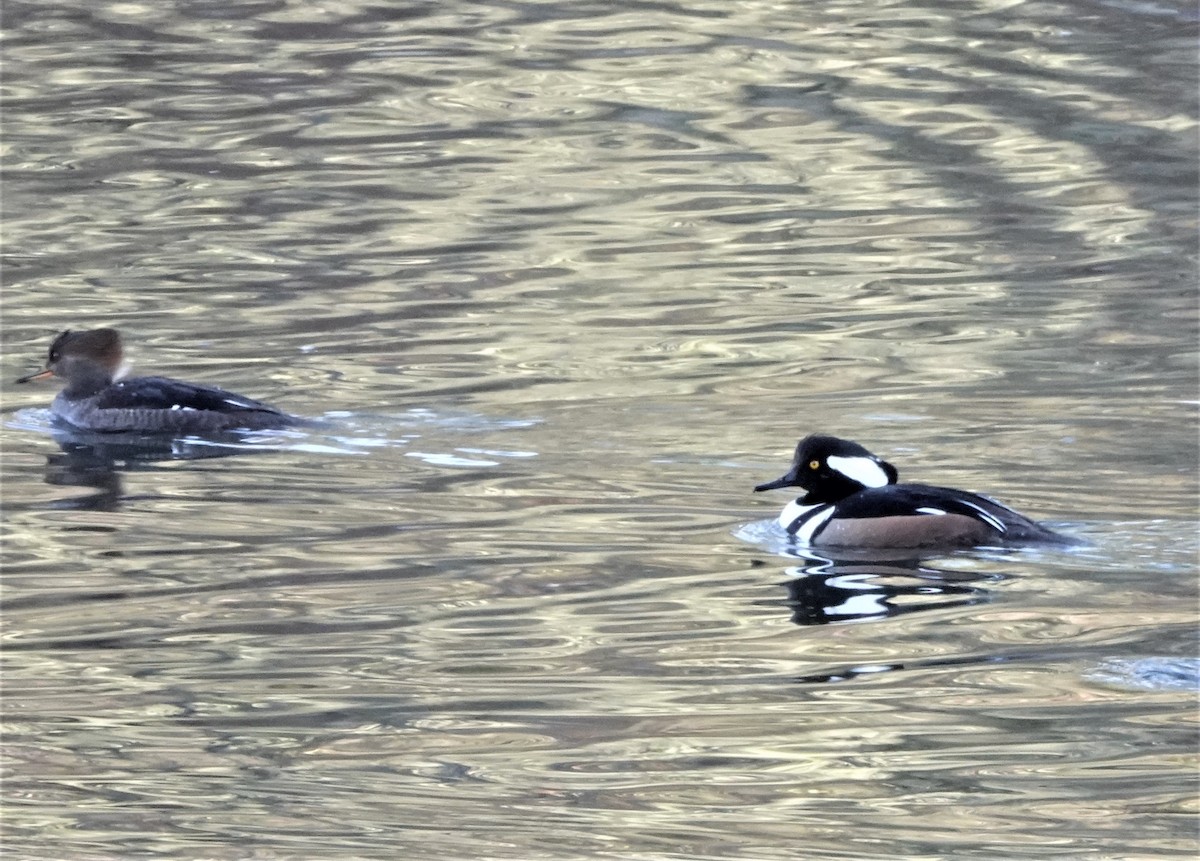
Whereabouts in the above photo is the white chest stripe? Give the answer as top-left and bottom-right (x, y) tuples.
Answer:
(779, 501), (835, 544)
(827, 455), (890, 488)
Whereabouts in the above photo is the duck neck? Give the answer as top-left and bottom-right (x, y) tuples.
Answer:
(59, 359), (114, 398)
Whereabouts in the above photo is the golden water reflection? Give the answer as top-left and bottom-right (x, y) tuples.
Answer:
(4, 0), (1197, 859)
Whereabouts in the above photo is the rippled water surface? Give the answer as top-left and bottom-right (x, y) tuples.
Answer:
(3, 1), (1198, 858)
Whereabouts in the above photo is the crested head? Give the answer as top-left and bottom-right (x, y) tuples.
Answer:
(755, 433), (898, 503)
(793, 434), (898, 492)
(793, 434), (878, 465)
(51, 328), (128, 380)
(49, 328), (124, 369)
(17, 328), (127, 390)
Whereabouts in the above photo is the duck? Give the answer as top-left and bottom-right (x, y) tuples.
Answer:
(754, 434), (1070, 549)
(16, 328), (305, 434)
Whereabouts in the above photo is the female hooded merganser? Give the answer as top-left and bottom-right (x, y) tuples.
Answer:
(17, 328), (304, 434)
(754, 434), (1070, 549)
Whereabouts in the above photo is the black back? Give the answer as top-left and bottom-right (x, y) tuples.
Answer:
(97, 375), (291, 419)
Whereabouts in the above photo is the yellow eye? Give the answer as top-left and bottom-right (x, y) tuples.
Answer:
(809, 460), (820, 470)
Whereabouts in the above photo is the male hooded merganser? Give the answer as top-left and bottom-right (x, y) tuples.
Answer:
(16, 328), (304, 434)
(754, 434), (1070, 549)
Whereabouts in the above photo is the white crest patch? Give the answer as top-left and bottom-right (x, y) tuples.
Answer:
(827, 455), (890, 488)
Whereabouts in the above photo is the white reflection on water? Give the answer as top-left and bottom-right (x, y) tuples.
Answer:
(8, 406), (543, 460)
(1086, 657), (1200, 692)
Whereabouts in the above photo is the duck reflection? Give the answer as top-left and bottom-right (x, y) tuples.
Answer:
(37, 428), (281, 511)
(779, 547), (996, 627)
